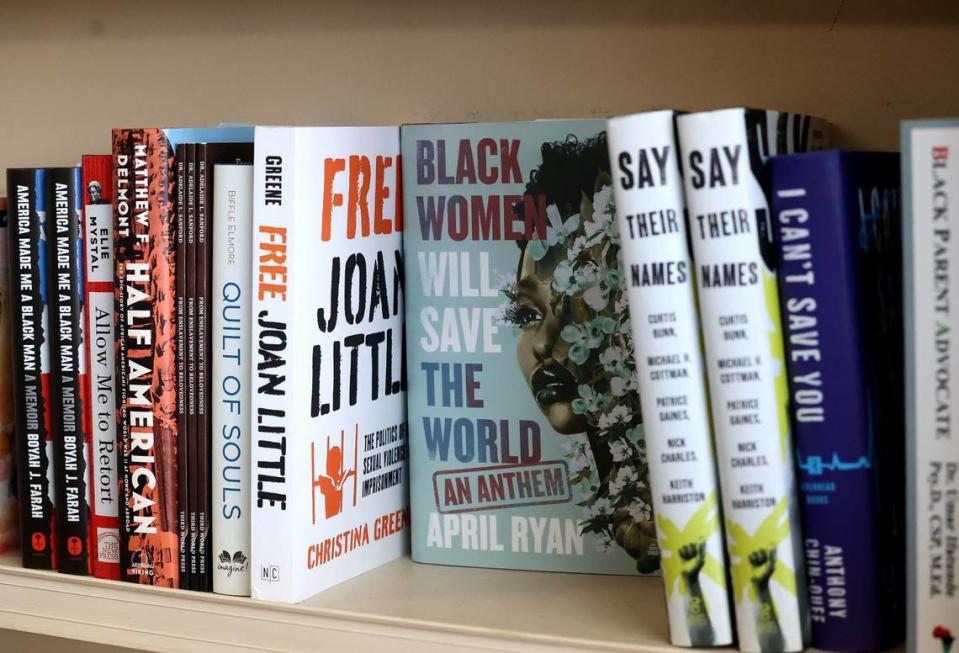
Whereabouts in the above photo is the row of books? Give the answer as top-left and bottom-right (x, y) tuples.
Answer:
(0, 112), (954, 653)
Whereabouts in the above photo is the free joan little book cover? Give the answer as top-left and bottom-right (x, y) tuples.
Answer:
(403, 121), (660, 574)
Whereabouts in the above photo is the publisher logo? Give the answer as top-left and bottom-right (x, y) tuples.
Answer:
(67, 536), (83, 557)
(30, 532), (46, 552)
(311, 425), (359, 523)
(217, 550), (249, 579)
(260, 565), (280, 583)
(97, 528), (120, 564)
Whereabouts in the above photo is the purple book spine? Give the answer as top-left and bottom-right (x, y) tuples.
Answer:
(771, 150), (905, 652)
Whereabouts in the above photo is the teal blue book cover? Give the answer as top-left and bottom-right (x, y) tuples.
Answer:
(402, 121), (659, 574)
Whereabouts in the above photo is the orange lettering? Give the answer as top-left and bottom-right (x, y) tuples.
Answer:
(348, 155), (371, 239)
(257, 225), (287, 301)
(322, 158), (346, 241)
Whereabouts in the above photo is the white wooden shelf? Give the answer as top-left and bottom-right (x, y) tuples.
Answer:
(0, 552), (679, 653)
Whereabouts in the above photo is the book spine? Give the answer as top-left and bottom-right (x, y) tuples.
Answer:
(7, 168), (57, 569)
(196, 144), (212, 591)
(173, 144), (190, 588)
(678, 109), (822, 653)
(186, 143), (198, 590)
(902, 121), (959, 653)
(80, 154), (121, 580)
(113, 128), (180, 586)
(0, 198), (20, 554)
(211, 164), (253, 596)
(46, 167), (93, 575)
(607, 111), (732, 647)
(772, 152), (904, 651)
(250, 128), (296, 602)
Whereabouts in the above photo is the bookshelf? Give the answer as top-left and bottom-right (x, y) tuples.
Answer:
(0, 0), (956, 651)
(0, 551), (669, 652)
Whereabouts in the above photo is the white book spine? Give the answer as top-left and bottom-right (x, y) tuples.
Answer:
(678, 108), (823, 653)
(83, 200), (119, 564)
(903, 121), (959, 653)
(212, 164), (254, 596)
(250, 128), (298, 602)
(607, 110), (732, 647)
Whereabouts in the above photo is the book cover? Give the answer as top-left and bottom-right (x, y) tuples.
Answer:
(250, 126), (408, 603)
(6, 168), (57, 569)
(677, 108), (828, 652)
(607, 110), (733, 646)
(211, 163), (253, 596)
(902, 118), (959, 653)
(771, 150), (905, 651)
(403, 120), (660, 575)
(46, 167), (93, 575)
(0, 198), (20, 554)
(196, 142), (253, 591)
(81, 155), (121, 580)
(112, 128), (179, 586)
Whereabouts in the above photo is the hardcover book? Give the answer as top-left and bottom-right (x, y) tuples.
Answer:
(902, 118), (959, 653)
(250, 126), (408, 603)
(607, 110), (732, 645)
(677, 108), (828, 652)
(81, 154), (121, 580)
(0, 198), (20, 554)
(771, 150), (905, 652)
(112, 129), (180, 585)
(211, 163), (253, 595)
(46, 167), (93, 575)
(402, 120), (660, 575)
(6, 168), (57, 569)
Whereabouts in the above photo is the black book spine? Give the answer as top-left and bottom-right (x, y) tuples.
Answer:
(196, 144), (211, 591)
(174, 145), (190, 589)
(46, 167), (92, 575)
(186, 143), (199, 590)
(6, 168), (56, 569)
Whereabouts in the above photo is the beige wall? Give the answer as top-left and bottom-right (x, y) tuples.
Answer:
(0, 0), (958, 195)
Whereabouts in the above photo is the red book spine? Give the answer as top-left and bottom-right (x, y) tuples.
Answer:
(81, 154), (122, 580)
(113, 129), (180, 586)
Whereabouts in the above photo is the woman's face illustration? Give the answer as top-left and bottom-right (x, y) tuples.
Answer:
(509, 245), (590, 435)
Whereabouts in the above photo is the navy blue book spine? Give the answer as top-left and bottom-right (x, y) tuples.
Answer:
(771, 150), (905, 652)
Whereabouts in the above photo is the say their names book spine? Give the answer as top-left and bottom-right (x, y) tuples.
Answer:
(902, 118), (959, 653)
(46, 167), (93, 575)
(771, 150), (905, 651)
(0, 198), (20, 554)
(212, 163), (253, 595)
(607, 110), (732, 647)
(81, 155), (122, 580)
(6, 168), (57, 569)
(250, 126), (408, 603)
(112, 128), (180, 586)
(677, 108), (828, 653)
